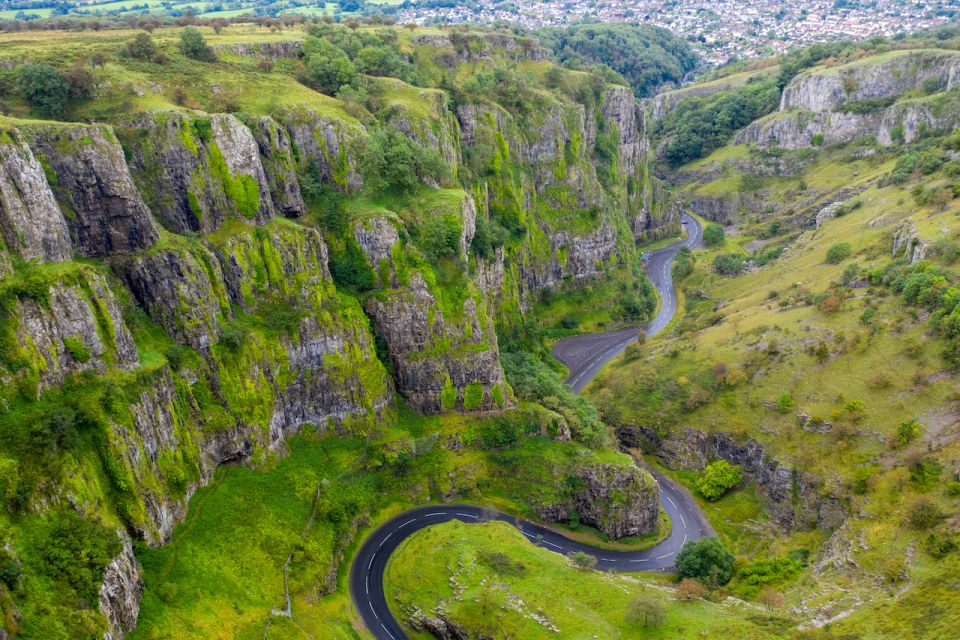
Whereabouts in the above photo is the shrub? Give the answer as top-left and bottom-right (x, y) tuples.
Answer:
(0, 550), (21, 590)
(732, 556), (803, 598)
(674, 577), (708, 600)
(702, 223), (725, 247)
(62, 336), (91, 363)
(34, 511), (122, 607)
(676, 538), (735, 586)
(360, 126), (449, 195)
(713, 253), (745, 275)
(625, 595), (666, 628)
(826, 242), (852, 264)
(897, 419), (922, 445)
(180, 27), (216, 62)
(419, 213), (462, 261)
(758, 587), (785, 611)
(776, 393), (793, 414)
(568, 550), (597, 569)
(17, 62), (71, 117)
(696, 460), (742, 500)
(819, 295), (842, 313)
(905, 496), (945, 529)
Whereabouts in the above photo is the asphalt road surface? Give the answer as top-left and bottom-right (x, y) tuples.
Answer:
(552, 212), (703, 393)
(350, 213), (709, 640)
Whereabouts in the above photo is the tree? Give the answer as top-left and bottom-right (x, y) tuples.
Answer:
(702, 223), (725, 247)
(17, 62), (71, 117)
(305, 46), (357, 95)
(180, 27), (215, 62)
(674, 578), (708, 600)
(758, 587), (784, 611)
(696, 460), (742, 501)
(826, 242), (852, 264)
(625, 595), (666, 628)
(360, 126), (448, 195)
(676, 538), (735, 586)
(126, 32), (157, 60)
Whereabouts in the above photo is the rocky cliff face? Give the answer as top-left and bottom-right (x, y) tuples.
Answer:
(365, 272), (509, 414)
(118, 112), (274, 233)
(531, 460), (660, 539)
(98, 539), (143, 640)
(738, 50), (960, 149)
(12, 270), (138, 390)
(620, 425), (845, 531)
(252, 116), (306, 218)
(282, 109), (364, 192)
(21, 122), (158, 256)
(0, 127), (73, 262)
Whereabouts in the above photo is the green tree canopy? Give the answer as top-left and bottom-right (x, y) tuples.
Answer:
(676, 537), (735, 586)
(180, 27), (215, 62)
(696, 460), (743, 500)
(16, 62), (71, 117)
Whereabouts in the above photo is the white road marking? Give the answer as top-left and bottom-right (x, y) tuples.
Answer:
(629, 558), (649, 563)
(381, 623), (396, 640)
(368, 556), (374, 571)
(377, 532), (393, 549)
(457, 513), (478, 519)
(666, 496), (687, 529)
(365, 577), (370, 596)
(426, 512), (445, 517)
(543, 540), (562, 549)
(656, 552), (675, 560)
(399, 518), (416, 528)
(682, 534), (687, 546)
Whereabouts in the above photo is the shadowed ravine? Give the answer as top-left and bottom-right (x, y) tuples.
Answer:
(350, 214), (710, 640)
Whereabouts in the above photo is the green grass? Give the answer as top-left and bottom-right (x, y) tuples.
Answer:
(384, 519), (792, 639)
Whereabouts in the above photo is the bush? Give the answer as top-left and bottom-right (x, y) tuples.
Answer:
(702, 223), (725, 247)
(0, 550), (21, 590)
(676, 538), (735, 586)
(897, 419), (922, 445)
(713, 253), (745, 275)
(674, 577), (708, 600)
(125, 32), (157, 60)
(625, 595), (666, 628)
(696, 460), (742, 501)
(17, 62), (71, 117)
(62, 336), (91, 363)
(419, 213), (462, 261)
(34, 511), (122, 607)
(180, 27), (215, 62)
(826, 242), (852, 264)
(568, 550), (598, 569)
(905, 496), (945, 529)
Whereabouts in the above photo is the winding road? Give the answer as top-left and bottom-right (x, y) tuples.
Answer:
(350, 213), (708, 640)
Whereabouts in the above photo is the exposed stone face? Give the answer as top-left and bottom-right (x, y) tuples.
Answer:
(212, 40), (302, 59)
(21, 123), (159, 257)
(99, 537), (143, 640)
(892, 221), (927, 263)
(282, 110), (364, 193)
(531, 461), (659, 539)
(364, 272), (510, 414)
(735, 110), (877, 149)
(877, 97), (960, 145)
(0, 129), (72, 262)
(252, 116), (306, 218)
(353, 215), (401, 287)
(121, 246), (229, 350)
(14, 272), (138, 390)
(781, 50), (960, 112)
(270, 314), (394, 439)
(620, 425), (846, 531)
(118, 112), (274, 234)
(602, 86), (648, 175)
(211, 221), (332, 312)
(387, 84), (462, 175)
(409, 611), (492, 640)
(519, 223), (619, 300)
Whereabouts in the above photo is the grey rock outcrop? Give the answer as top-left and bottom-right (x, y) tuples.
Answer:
(121, 246), (229, 350)
(892, 221), (927, 263)
(620, 425), (845, 530)
(282, 109), (364, 192)
(353, 215), (402, 287)
(781, 50), (960, 113)
(252, 116), (306, 218)
(14, 272), (138, 389)
(118, 112), (274, 234)
(365, 272), (510, 414)
(99, 537), (143, 640)
(520, 223), (619, 298)
(532, 461), (659, 539)
(0, 129), (72, 262)
(735, 110), (877, 150)
(22, 123), (158, 256)
(602, 86), (648, 174)
(409, 611), (492, 640)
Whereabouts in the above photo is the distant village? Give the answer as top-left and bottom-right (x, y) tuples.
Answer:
(397, 0), (958, 65)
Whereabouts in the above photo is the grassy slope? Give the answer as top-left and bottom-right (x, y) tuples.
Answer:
(384, 520), (790, 640)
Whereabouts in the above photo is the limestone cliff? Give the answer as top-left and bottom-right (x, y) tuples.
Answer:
(21, 122), (158, 256)
(0, 127), (72, 262)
